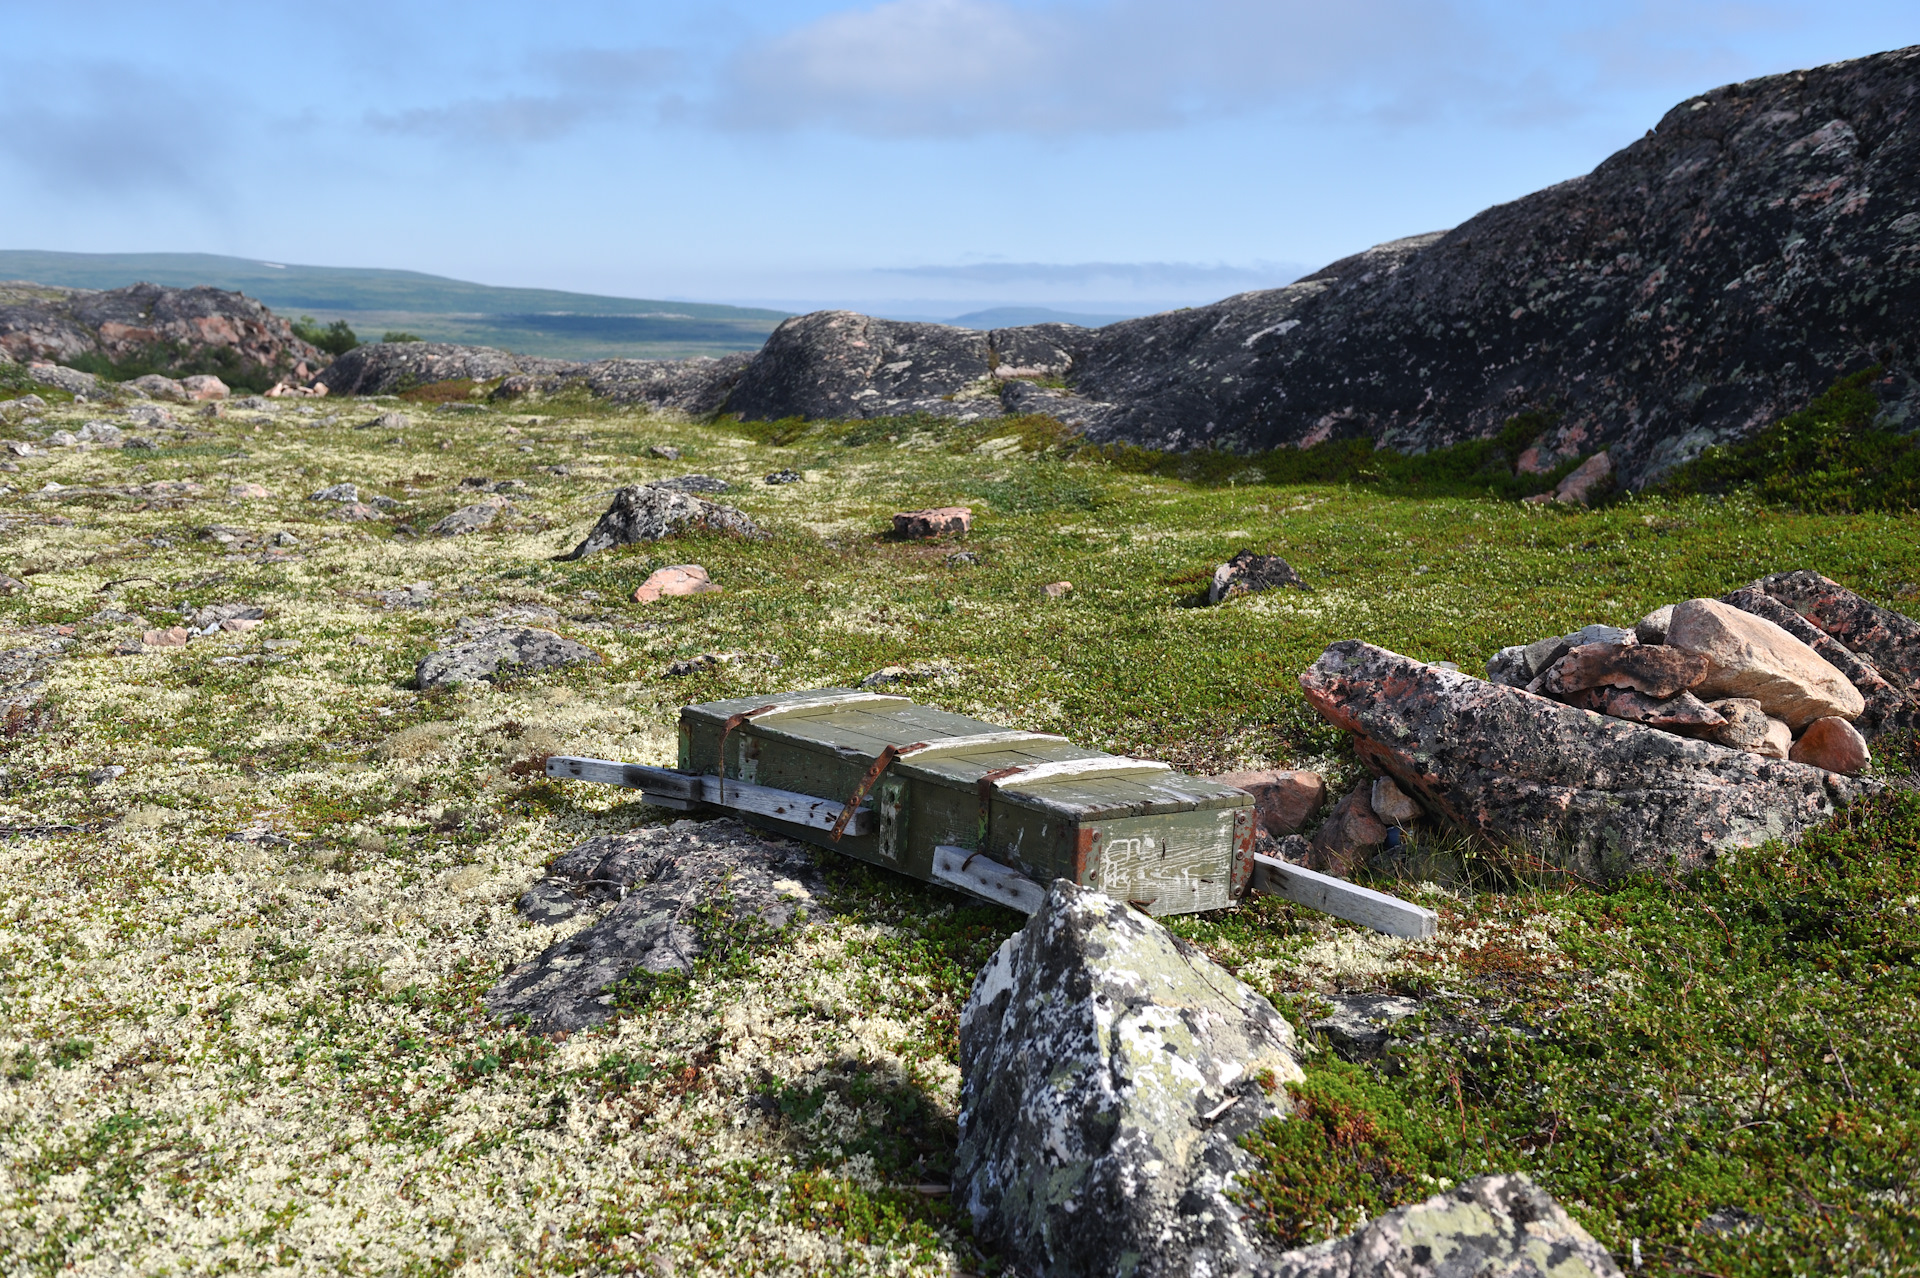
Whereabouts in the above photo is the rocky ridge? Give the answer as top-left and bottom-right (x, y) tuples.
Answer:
(0, 282), (327, 386)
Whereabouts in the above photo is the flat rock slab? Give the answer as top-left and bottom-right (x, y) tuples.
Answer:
(487, 818), (832, 1034)
(1267, 1173), (1623, 1277)
(560, 485), (764, 559)
(1300, 641), (1870, 879)
(415, 626), (598, 689)
(955, 880), (1303, 1278)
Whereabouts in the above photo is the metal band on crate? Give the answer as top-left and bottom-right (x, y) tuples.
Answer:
(974, 766), (1025, 852)
(716, 705), (776, 807)
(830, 743), (921, 843)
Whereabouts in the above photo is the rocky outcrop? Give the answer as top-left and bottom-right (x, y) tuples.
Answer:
(314, 342), (573, 396)
(414, 626), (598, 689)
(488, 819), (829, 1033)
(1209, 551), (1306, 604)
(954, 880), (1303, 1278)
(702, 47), (1920, 484)
(559, 485), (765, 560)
(1666, 598), (1865, 728)
(1741, 570), (1920, 738)
(0, 282), (327, 383)
(1301, 640), (1868, 879)
(1266, 1173), (1623, 1278)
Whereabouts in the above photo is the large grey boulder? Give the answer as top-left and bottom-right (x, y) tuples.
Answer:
(559, 484), (764, 559)
(1300, 640), (1870, 880)
(516, 354), (753, 416)
(414, 626), (598, 689)
(1266, 1173), (1622, 1278)
(314, 342), (577, 396)
(954, 880), (1303, 1278)
(487, 819), (829, 1033)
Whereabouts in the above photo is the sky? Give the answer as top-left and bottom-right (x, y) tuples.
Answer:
(1, 1), (1916, 317)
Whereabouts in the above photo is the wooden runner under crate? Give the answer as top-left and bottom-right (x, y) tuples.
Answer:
(546, 687), (1435, 937)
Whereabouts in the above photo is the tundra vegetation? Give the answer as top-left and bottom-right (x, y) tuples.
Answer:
(0, 383), (1916, 1276)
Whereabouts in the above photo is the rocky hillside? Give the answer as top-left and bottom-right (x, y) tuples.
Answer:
(0, 281), (327, 388)
(686, 44), (1920, 487)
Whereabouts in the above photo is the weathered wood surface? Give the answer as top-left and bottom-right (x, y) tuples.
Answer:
(931, 845), (1048, 914)
(545, 755), (877, 835)
(1248, 853), (1438, 939)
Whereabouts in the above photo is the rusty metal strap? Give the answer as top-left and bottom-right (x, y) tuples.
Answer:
(975, 765), (1024, 851)
(830, 745), (903, 843)
(716, 705), (776, 805)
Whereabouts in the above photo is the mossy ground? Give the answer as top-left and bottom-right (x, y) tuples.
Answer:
(0, 392), (1916, 1274)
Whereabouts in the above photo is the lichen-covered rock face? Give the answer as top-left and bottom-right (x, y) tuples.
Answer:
(1208, 550), (1306, 605)
(954, 880), (1303, 1278)
(487, 819), (829, 1034)
(723, 311), (1002, 422)
(1265, 1172), (1624, 1278)
(559, 485), (765, 560)
(414, 626), (598, 689)
(314, 342), (574, 396)
(1299, 640), (1870, 879)
(0, 282), (328, 382)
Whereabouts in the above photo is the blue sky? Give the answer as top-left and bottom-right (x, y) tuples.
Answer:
(2, 1), (1915, 316)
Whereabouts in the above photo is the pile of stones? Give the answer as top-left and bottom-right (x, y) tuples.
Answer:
(1487, 595), (1870, 776)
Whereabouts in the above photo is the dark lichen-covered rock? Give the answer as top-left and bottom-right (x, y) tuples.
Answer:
(487, 819), (829, 1033)
(953, 880), (1302, 1278)
(1208, 550), (1306, 604)
(1266, 1173), (1623, 1278)
(1300, 640), (1869, 879)
(558, 485), (765, 559)
(724, 310), (1002, 422)
(1738, 571), (1920, 740)
(315, 342), (578, 396)
(414, 626), (597, 688)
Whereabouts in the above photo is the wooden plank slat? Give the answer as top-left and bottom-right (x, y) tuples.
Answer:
(545, 755), (876, 835)
(1248, 854), (1438, 939)
(931, 845), (1048, 914)
(994, 757), (1173, 788)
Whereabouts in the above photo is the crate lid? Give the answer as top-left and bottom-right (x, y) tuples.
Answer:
(682, 689), (1248, 817)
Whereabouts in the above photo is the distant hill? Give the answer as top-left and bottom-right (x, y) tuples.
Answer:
(947, 306), (1133, 329)
(0, 251), (792, 360)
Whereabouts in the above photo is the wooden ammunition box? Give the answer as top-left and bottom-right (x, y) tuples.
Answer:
(678, 688), (1254, 916)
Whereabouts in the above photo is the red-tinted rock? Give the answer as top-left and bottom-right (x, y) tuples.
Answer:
(893, 506), (973, 538)
(1299, 641), (1869, 880)
(1535, 641), (1710, 699)
(1736, 571), (1920, 740)
(1550, 451), (1613, 505)
(633, 564), (720, 602)
(1564, 685), (1725, 731)
(1041, 580), (1073, 599)
(1789, 716), (1871, 776)
(1308, 782), (1386, 878)
(1370, 776), (1422, 826)
(181, 374), (229, 401)
(1666, 598), (1864, 729)
(1212, 769), (1326, 837)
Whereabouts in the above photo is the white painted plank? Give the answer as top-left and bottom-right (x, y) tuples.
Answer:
(1248, 853), (1437, 939)
(931, 845), (1049, 914)
(545, 756), (875, 835)
(992, 757), (1173, 788)
(899, 730), (1069, 759)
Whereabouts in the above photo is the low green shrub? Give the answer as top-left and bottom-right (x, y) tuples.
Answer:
(1656, 367), (1920, 512)
(291, 316), (360, 356)
(380, 331), (423, 344)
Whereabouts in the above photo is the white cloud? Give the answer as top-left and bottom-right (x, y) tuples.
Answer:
(711, 0), (1481, 136)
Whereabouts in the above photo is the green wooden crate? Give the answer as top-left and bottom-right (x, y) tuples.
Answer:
(677, 688), (1253, 916)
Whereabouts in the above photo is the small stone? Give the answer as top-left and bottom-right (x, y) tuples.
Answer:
(1487, 624), (1631, 688)
(1308, 781), (1387, 877)
(1041, 580), (1073, 599)
(1370, 775), (1422, 826)
(647, 444), (681, 460)
(892, 506), (972, 538)
(632, 564), (720, 602)
(1635, 603), (1675, 644)
(1534, 641), (1710, 699)
(127, 374), (189, 402)
(228, 482), (272, 500)
(356, 411), (410, 431)
(1789, 716), (1871, 776)
(1758, 715), (1793, 760)
(1666, 597), (1865, 729)
(428, 500), (505, 537)
(415, 626), (599, 689)
(0, 576), (28, 595)
(1207, 550), (1306, 604)
(1547, 450), (1613, 505)
(274, 531), (299, 547)
(666, 652), (739, 677)
(329, 502), (384, 522)
(142, 627), (192, 647)
(948, 550), (979, 565)
(764, 469), (801, 485)
(652, 473), (729, 493)
(181, 374), (229, 401)
(1566, 686), (1727, 732)
(1211, 769), (1326, 836)
(309, 482), (358, 503)
(561, 486), (765, 559)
